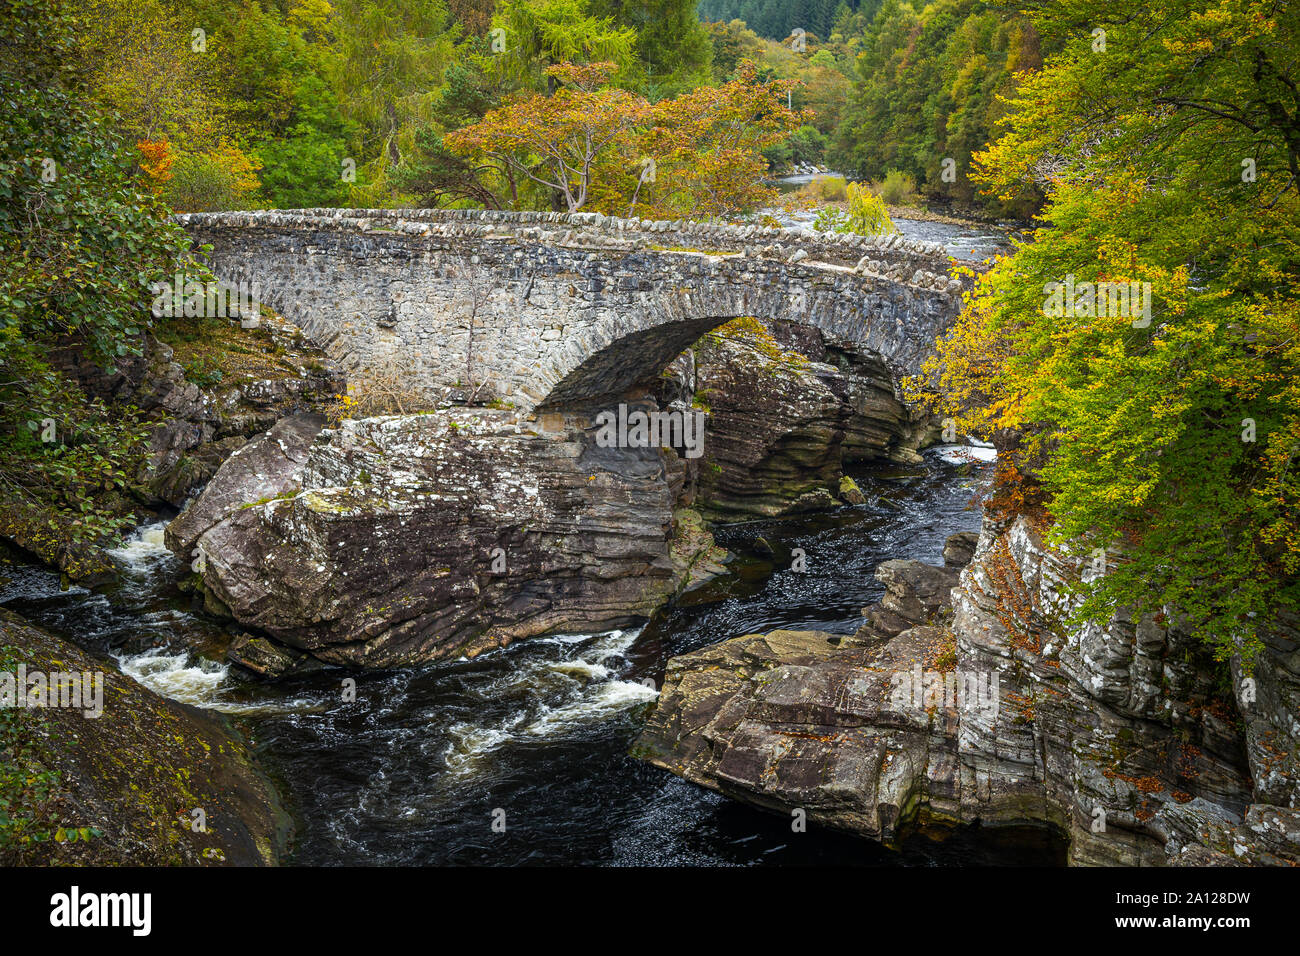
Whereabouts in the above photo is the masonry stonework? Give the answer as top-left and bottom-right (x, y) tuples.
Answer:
(177, 208), (967, 415)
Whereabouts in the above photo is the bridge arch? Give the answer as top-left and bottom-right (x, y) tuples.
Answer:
(176, 208), (966, 415)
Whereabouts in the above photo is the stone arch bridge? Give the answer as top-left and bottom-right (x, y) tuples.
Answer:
(177, 208), (967, 415)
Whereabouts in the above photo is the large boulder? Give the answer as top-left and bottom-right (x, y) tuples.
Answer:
(636, 531), (975, 843)
(165, 411), (326, 558)
(6, 317), (343, 587)
(635, 521), (1300, 865)
(633, 623), (959, 843)
(186, 404), (724, 669)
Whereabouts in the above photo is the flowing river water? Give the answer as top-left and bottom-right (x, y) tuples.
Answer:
(0, 450), (1062, 866)
(0, 211), (1065, 865)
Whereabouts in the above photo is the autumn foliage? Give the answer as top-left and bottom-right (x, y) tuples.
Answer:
(135, 138), (173, 190)
(913, 0), (1300, 667)
(446, 59), (803, 218)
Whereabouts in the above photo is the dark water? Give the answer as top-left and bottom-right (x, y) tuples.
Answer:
(0, 450), (1066, 866)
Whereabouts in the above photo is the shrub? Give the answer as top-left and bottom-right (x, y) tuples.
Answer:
(163, 141), (262, 213)
(792, 174), (847, 205)
(0, 0), (192, 552)
(844, 182), (897, 234)
(328, 357), (436, 421)
(811, 182), (897, 236)
(815, 174), (848, 202)
(873, 169), (918, 206)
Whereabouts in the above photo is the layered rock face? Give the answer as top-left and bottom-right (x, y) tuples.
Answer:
(55, 317), (341, 509)
(179, 404), (724, 670)
(0, 321), (341, 586)
(636, 517), (1300, 865)
(947, 516), (1266, 865)
(664, 319), (930, 520)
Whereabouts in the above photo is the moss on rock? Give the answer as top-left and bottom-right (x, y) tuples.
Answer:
(0, 608), (290, 866)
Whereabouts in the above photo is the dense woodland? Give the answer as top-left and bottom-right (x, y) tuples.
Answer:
(20, 0), (1050, 219)
(1, 0), (1298, 680)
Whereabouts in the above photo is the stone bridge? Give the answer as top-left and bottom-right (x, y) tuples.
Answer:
(177, 208), (966, 415)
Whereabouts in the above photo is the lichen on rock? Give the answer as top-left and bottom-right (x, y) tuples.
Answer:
(183, 405), (728, 669)
(635, 520), (1300, 866)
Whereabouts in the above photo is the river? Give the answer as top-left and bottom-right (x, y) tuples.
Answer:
(0, 449), (1062, 866)
(0, 207), (1064, 866)
(769, 171), (1014, 261)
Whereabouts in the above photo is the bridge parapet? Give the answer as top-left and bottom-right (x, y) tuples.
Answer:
(176, 208), (963, 294)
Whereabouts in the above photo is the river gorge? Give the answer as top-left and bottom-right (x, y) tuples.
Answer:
(2, 211), (1294, 869)
(6, 5), (1298, 942)
(4, 447), (1066, 865)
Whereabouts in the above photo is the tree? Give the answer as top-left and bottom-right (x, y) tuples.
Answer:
(705, 18), (765, 82)
(829, 0), (1047, 216)
(490, 0), (637, 90)
(1, 0), (190, 365)
(445, 58), (801, 217)
(587, 0), (712, 96)
(446, 62), (650, 211)
(394, 41), (523, 208)
(73, 0), (229, 148)
(628, 60), (804, 217)
(329, 0), (459, 174)
(916, 0), (1300, 666)
(0, 0), (192, 550)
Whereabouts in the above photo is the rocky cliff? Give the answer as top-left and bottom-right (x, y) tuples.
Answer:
(635, 515), (1300, 865)
(0, 609), (288, 865)
(0, 316), (342, 587)
(679, 318), (930, 519)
